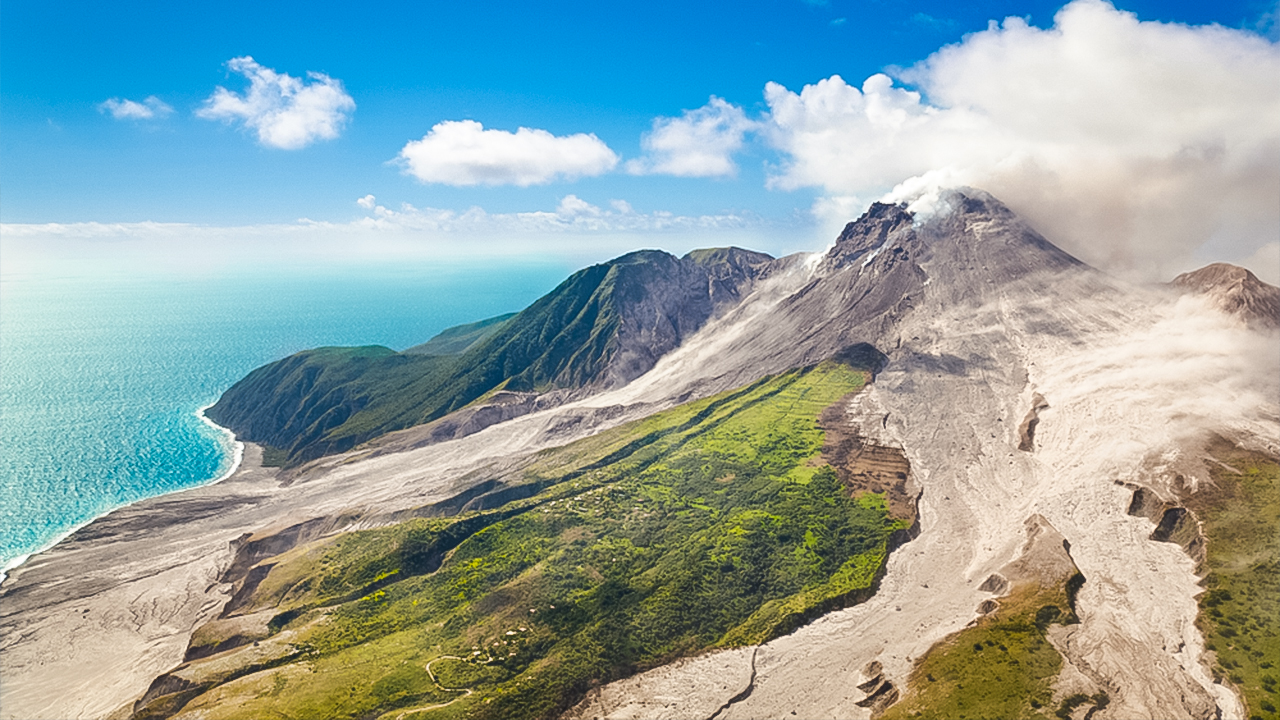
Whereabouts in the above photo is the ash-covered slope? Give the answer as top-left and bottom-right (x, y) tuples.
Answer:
(564, 189), (1278, 720)
(606, 188), (1093, 404)
(1172, 262), (1280, 330)
(206, 247), (776, 464)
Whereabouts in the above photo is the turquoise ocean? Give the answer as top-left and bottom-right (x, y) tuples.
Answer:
(0, 264), (570, 576)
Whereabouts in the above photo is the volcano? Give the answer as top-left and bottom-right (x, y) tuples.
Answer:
(3, 189), (1276, 720)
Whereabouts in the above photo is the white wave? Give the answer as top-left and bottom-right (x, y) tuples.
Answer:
(1, 404), (245, 588)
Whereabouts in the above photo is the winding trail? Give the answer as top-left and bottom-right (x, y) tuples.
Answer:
(387, 656), (474, 720)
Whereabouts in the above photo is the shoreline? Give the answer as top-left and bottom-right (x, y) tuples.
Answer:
(0, 403), (244, 587)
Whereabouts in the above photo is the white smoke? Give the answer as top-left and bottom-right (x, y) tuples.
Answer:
(761, 0), (1280, 283)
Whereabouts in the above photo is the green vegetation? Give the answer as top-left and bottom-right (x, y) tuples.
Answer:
(259, 445), (289, 467)
(169, 360), (913, 720)
(1187, 443), (1280, 720)
(880, 442), (1278, 720)
(207, 248), (771, 465)
(403, 313), (517, 356)
(881, 579), (1082, 720)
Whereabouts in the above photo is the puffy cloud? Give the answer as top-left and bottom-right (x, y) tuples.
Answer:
(556, 194), (599, 216)
(397, 120), (618, 186)
(98, 96), (172, 120)
(197, 56), (355, 150)
(763, 0), (1280, 281)
(627, 97), (757, 177)
(356, 194), (377, 210)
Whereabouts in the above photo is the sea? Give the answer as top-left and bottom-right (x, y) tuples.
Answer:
(0, 263), (572, 578)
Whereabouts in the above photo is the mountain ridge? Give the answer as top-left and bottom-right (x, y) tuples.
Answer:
(206, 246), (777, 465)
(404, 313), (518, 356)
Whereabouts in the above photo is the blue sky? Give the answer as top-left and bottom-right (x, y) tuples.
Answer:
(2, 0), (1278, 280)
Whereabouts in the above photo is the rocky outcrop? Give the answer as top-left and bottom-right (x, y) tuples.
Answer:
(998, 514), (1081, 591)
(1121, 482), (1207, 567)
(853, 661), (899, 714)
(1171, 263), (1280, 330)
(1017, 393), (1049, 452)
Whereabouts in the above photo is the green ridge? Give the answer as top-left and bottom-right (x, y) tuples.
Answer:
(403, 314), (518, 356)
(161, 360), (913, 720)
(207, 248), (771, 466)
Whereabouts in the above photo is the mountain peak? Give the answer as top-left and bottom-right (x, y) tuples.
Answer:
(1171, 262), (1280, 329)
(1173, 262), (1264, 288)
(824, 201), (915, 269)
(821, 188), (1083, 284)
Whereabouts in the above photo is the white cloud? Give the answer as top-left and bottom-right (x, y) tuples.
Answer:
(98, 96), (173, 120)
(762, 0), (1280, 282)
(627, 97), (757, 177)
(556, 194), (599, 216)
(1240, 241), (1280, 284)
(397, 120), (618, 186)
(0, 199), (779, 279)
(352, 195), (755, 235)
(356, 194), (377, 210)
(196, 56), (355, 150)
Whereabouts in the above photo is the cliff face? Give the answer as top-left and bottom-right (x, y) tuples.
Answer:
(206, 246), (777, 465)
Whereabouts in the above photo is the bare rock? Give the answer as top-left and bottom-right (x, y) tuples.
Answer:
(1171, 262), (1280, 330)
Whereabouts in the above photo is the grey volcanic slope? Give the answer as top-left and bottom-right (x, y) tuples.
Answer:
(2, 188), (1275, 720)
(604, 188), (1093, 406)
(1172, 262), (1280, 330)
(205, 246), (777, 464)
(565, 189), (1276, 720)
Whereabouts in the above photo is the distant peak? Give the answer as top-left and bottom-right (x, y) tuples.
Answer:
(608, 249), (678, 266)
(821, 187), (1086, 281)
(1171, 262), (1265, 289)
(1172, 263), (1280, 330)
(943, 187), (1018, 220)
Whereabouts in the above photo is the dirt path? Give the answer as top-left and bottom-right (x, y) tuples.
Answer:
(386, 656), (475, 720)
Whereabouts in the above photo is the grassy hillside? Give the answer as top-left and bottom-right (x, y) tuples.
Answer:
(143, 359), (915, 720)
(207, 248), (772, 466)
(403, 313), (517, 356)
(881, 576), (1087, 720)
(1188, 441), (1280, 720)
